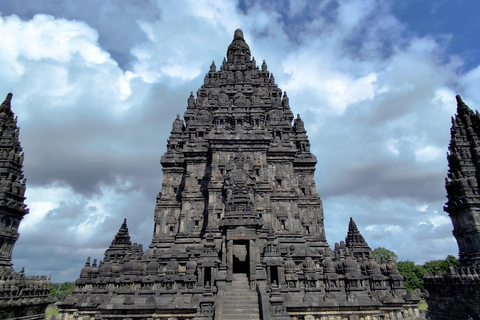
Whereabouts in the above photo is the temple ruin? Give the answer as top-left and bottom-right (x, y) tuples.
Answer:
(57, 29), (421, 320)
(424, 96), (480, 319)
(0, 93), (52, 319)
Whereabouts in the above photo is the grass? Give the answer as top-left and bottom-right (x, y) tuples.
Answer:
(418, 303), (428, 310)
(46, 307), (59, 320)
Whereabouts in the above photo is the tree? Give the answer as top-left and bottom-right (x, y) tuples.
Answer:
(395, 255), (459, 291)
(397, 261), (424, 291)
(372, 247), (398, 263)
(49, 284), (58, 297)
(59, 282), (75, 296)
(49, 282), (75, 297)
(423, 255), (458, 274)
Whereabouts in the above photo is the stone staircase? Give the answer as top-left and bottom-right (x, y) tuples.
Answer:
(222, 273), (260, 320)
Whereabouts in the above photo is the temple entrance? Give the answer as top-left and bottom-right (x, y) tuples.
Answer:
(270, 266), (279, 286)
(232, 240), (249, 275)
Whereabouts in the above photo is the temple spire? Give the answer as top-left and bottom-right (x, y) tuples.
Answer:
(445, 95), (480, 266)
(111, 218), (131, 247)
(345, 217), (371, 260)
(102, 218), (132, 263)
(456, 94), (468, 111)
(0, 92), (28, 268)
(0, 93), (13, 112)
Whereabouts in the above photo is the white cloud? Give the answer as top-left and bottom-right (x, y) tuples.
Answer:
(0, 13), (139, 117)
(22, 183), (78, 230)
(416, 204), (428, 212)
(415, 145), (443, 162)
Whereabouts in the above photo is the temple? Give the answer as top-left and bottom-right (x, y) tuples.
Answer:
(424, 95), (480, 319)
(0, 93), (52, 319)
(58, 29), (420, 320)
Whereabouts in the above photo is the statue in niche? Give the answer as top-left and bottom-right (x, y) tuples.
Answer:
(222, 153), (256, 211)
(197, 110), (212, 123)
(245, 70), (252, 82)
(235, 71), (244, 82)
(218, 92), (229, 106)
(227, 72), (235, 83)
(267, 108), (283, 123)
(208, 88), (219, 100)
(233, 92), (247, 108)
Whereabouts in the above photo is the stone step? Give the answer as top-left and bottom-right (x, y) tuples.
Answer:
(223, 307), (260, 311)
(223, 276), (260, 320)
(223, 296), (257, 300)
(223, 302), (259, 307)
(224, 296), (258, 301)
(226, 288), (253, 292)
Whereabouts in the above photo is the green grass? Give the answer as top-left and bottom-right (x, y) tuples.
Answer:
(418, 303), (428, 310)
(46, 307), (59, 320)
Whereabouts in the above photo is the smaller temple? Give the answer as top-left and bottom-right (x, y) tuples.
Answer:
(424, 95), (480, 319)
(0, 93), (52, 319)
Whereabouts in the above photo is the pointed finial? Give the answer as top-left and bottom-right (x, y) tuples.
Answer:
(234, 29), (244, 40)
(262, 60), (268, 72)
(456, 94), (468, 111)
(188, 91), (195, 108)
(1, 93), (13, 112)
(282, 91), (289, 108)
(210, 61), (216, 72)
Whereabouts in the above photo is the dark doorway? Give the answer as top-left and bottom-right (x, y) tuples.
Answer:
(232, 240), (249, 274)
(270, 266), (279, 286)
(204, 267), (212, 287)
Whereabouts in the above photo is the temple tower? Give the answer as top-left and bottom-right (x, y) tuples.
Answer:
(0, 93), (27, 268)
(0, 93), (52, 320)
(424, 95), (480, 319)
(60, 29), (420, 320)
(151, 28), (327, 284)
(445, 95), (480, 266)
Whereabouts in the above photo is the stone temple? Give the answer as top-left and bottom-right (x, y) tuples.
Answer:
(424, 96), (480, 319)
(0, 93), (52, 319)
(58, 30), (421, 320)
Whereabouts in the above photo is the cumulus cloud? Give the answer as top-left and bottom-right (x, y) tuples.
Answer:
(0, 0), (477, 281)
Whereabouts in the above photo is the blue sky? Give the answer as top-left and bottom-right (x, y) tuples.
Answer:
(0, 0), (479, 282)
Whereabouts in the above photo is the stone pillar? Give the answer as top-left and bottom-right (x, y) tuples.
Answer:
(227, 239), (233, 281)
(250, 239), (256, 282)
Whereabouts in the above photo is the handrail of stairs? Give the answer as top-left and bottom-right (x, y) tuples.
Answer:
(257, 285), (270, 320)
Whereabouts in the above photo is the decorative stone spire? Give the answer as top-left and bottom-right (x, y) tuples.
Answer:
(345, 217), (371, 261)
(445, 95), (480, 266)
(0, 93), (28, 268)
(103, 218), (133, 263)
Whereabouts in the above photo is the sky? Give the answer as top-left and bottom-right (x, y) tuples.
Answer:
(1, 0), (479, 283)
